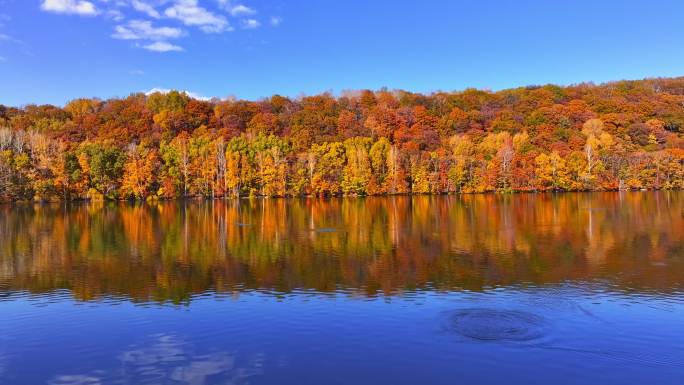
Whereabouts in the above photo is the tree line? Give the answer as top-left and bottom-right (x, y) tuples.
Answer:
(1, 76), (684, 201)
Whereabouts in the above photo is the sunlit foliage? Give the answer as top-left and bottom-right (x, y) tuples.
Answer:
(1, 77), (684, 201)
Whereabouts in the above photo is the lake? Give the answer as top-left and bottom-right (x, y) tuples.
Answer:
(1, 192), (683, 385)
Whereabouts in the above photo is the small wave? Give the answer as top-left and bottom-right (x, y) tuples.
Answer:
(532, 344), (684, 367)
(446, 308), (547, 342)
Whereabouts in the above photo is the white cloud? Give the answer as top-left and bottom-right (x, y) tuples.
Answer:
(41, 0), (99, 16)
(0, 33), (22, 45)
(105, 9), (125, 21)
(141, 41), (183, 52)
(164, 0), (230, 33)
(241, 18), (259, 29)
(112, 20), (183, 41)
(131, 0), (160, 19)
(0, 56), (6, 62)
(40, 0), (268, 53)
(145, 87), (210, 100)
(217, 1), (256, 17)
(112, 19), (184, 53)
(229, 4), (255, 17)
(129, 69), (145, 75)
(270, 16), (282, 26)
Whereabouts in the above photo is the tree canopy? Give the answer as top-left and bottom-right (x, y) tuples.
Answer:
(2, 77), (684, 201)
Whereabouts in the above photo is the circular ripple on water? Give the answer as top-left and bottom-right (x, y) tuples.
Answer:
(447, 308), (547, 342)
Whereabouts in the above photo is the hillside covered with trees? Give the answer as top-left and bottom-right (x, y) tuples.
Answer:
(1, 77), (684, 201)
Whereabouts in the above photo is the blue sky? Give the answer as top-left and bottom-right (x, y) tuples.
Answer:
(1, 0), (684, 106)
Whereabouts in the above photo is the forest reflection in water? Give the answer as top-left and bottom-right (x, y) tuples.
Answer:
(0, 192), (683, 303)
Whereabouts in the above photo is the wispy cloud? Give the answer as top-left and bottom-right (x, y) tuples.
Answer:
(112, 20), (184, 41)
(113, 20), (185, 53)
(0, 33), (22, 45)
(130, 69), (145, 75)
(131, 0), (160, 19)
(229, 4), (256, 17)
(40, 0), (99, 16)
(145, 87), (210, 100)
(105, 9), (125, 22)
(38, 0), (274, 53)
(164, 0), (231, 33)
(141, 41), (183, 52)
(0, 31), (28, 58)
(241, 18), (259, 29)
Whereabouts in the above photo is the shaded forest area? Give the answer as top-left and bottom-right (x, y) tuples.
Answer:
(1, 77), (684, 201)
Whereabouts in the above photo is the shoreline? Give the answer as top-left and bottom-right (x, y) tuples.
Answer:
(2, 188), (680, 204)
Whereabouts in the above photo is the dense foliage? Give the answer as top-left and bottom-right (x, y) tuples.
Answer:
(2, 77), (684, 201)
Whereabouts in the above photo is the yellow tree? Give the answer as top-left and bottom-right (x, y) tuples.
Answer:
(385, 144), (408, 194)
(368, 137), (391, 194)
(582, 118), (613, 185)
(535, 151), (569, 191)
(225, 149), (242, 197)
(565, 151), (588, 190)
(261, 146), (287, 197)
(310, 141), (345, 195)
(121, 143), (160, 199)
(341, 137), (372, 195)
(447, 135), (474, 192)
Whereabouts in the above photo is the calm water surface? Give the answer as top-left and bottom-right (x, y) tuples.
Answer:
(1, 193), (683, 385)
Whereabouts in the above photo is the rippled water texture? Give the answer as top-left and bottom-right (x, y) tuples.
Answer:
(1, 192), (683, 384)
(446, 308), (547, 342)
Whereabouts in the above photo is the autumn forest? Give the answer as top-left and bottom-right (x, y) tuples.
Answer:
(2, 76), (684, 202)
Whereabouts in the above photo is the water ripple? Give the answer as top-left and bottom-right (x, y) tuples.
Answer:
(445, 308), (548, 342)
